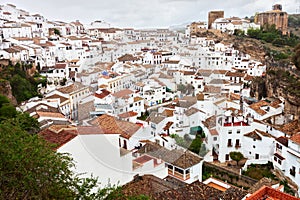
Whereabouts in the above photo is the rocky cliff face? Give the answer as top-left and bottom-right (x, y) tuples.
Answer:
(195, 29), (267, 62)
(251, 68), (300, 120)
(0, 80), (17, 105)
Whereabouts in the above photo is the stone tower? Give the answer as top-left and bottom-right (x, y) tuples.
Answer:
(255, 4), (288, 35)
(208, 11), (224, 29)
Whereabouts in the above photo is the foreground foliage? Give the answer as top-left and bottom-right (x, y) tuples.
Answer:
(0, 96), (112, 199)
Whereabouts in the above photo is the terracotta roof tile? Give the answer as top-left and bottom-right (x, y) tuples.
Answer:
(54, 63), (67, 69)
(203, 85), (221, 93)
(94, 89), (111, 99)
(39, 125), (77, 149)
(24, 103), (60, 114)
(90, 114), (141, 139)
(147, 112), (166, 124)
(290, 133), (300, 145)
(45, 94), (68, 103)
(153, 181), (222, 200)
(209, 129), (219, 136)
(121, 175), (183, 198)
(249, 100), (269, 116)
(162, 109), (174, 117)
(138, 142), (202, 169)
(118, 111), (138, 118)
(163, 121), (174, 131)
(246, 185), (298, 200)
(77, 126), (105, 135)
(184, 107), (203, 116)
(133, 96), (143, 102)
(36, 111), (65, 119)
(226, 71), (245, 77)
(244, 130), (262, 140)
(118, 54), (139, 62)
(276, 136), (288, 147)
(57, 83), (85, 94)
(112, 89), (134, 98)
(202, 116), (216, 129)
(280, 120), (300, 136)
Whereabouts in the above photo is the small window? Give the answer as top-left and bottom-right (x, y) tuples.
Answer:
(213, 137), (217, 141)
(255, 154), (259, 159)
(228, 130), (232, 134)
(237, 129), (241, 134)
(225, 154), (229, 161)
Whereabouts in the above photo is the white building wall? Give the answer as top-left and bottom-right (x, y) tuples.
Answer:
(58, 134), (134, 188)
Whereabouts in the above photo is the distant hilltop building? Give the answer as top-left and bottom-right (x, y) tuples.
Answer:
(254, 4), (288, 35)
(186, 21), (208, 36)
(208, 11), (224, 29)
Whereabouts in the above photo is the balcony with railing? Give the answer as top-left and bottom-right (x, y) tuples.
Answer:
(167, 165), (190, 181)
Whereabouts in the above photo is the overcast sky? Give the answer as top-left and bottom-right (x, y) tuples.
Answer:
(4, 0), (299, 28)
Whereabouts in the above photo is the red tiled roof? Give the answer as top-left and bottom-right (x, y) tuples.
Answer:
(226, 71), (245, 77)
(112, 89), (134, 98)
(39, 126), (77, 149)
(77, 126), (106, 135)
(163, 121), (173, 131)
(203, 85), (221, 93)
(118, 111), (138, 118)
(90, 114), (141, 139)
(246, 186), (298, 200)
(54, 63), (67, 69)
(249, 100), (268, 116)
(134, 96), (143, 102)
(45, 94), (68, 103)
(244, 130), (262, 140)
(276, 136), (288, 147)
(290, 133), (300, 145)
(209, 129), (219, 136)
(118, 54), (139, 62)
(133, 155), (155, 164)
(57, 83), (85, 94)
(280, 120), (300, 136)
(36, 111), (65, 119)
(162, 109), (174, 117)
(94, 89), (111, 99)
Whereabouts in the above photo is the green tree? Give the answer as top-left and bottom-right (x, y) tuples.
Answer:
(10, 74), (38, 103)
(0, 120), (117, 199)
(188, 134), (202, 154)
(247, 28), (261, 39)
(0, 95), (17, 121)
(0, 95), (121, 199)
(54, 28), (61, 36)
(229, 151), (244, 165)
(233, 29), (245, 36)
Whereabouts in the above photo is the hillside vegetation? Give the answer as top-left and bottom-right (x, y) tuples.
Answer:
(0, 62), (46, 104)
